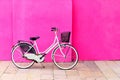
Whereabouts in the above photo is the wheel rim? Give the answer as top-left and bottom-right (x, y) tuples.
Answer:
(12, 44), (35, 69)
(53, 44), (78, 70)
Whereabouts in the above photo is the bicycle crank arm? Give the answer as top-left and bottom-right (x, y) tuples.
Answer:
(24, 54), (45, 63)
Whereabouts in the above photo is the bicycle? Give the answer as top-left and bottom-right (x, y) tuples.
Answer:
(11, 27), (79, 70)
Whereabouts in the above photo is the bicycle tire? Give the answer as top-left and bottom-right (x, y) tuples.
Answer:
(52, 44), (79, 70)
(11, 42), (36, 69)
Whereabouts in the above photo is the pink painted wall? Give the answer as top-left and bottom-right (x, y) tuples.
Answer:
(0, 0), (12, 60)
(73, 0), (120, 60)
(0, 0), (72, 61)
(1, 0), (120, 61)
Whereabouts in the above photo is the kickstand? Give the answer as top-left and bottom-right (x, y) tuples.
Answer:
(40, 63), (45, 68)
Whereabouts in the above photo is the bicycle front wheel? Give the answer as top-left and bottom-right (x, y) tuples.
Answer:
(52, 44), (78, 70)
(11, 42), (36, 69)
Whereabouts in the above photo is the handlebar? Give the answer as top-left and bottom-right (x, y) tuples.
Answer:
(51, 27), (58, 32)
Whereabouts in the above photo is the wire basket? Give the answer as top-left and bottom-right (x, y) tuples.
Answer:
(61, 32), (71, 42)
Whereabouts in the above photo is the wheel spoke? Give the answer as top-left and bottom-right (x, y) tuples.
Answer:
(53, 54), (64, 57)
(16, 49), (23, 55)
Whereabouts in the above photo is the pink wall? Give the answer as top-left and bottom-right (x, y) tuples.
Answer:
(0, 0), (12, 60)
(73, 0), (120, 60)
(0, 0), (72, 61)
(1, 0), (120, 61)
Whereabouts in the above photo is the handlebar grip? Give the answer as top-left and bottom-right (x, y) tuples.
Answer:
(51, 27), (56, 29)
(51, 27), (58, 31)
(51, 29), (54, 31)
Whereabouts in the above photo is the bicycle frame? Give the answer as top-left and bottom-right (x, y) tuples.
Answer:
(30, 32), (65, 57)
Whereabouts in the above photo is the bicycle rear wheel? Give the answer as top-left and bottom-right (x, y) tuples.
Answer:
(11, 42), (36, 69)
(52, 44), (78, 70)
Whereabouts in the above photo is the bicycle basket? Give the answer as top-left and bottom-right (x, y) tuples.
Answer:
(61, 32), (71, 42)
(19, 43), (35, 53)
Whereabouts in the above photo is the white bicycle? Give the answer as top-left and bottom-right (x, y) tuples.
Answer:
(11, 27), (79, 70)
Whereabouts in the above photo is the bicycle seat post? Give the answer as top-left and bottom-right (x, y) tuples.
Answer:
(33, 41), (40, 53)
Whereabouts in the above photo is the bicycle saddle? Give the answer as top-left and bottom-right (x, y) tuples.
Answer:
(30, 36), (40, 41)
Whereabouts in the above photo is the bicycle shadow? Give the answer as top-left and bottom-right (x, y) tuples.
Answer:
(30, 63), (54, 70)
